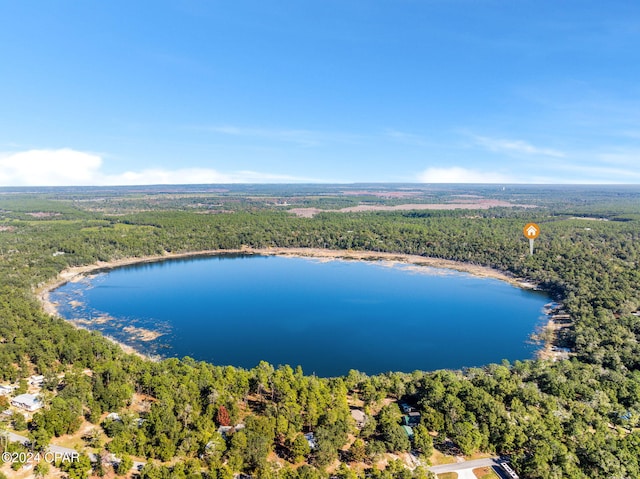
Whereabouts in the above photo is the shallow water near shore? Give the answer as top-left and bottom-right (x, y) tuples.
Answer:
(50, 254), (549, 376)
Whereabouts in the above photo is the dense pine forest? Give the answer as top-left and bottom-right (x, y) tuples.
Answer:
(1, 185), (640, 479)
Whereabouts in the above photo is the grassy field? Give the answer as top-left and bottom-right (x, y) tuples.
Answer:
(430, 449), (458, 465)
(473, 466), (500, 479)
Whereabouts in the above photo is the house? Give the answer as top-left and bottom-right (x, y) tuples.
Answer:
(106, 412), (122, 422)
(619, 411), (633, 422)
(399, 402), (414, 413)
(350, 409), (366, 428)
(401, 425), (414, 439)
(11, 394), (43, 412)
(217, 423), (245, 438)
(0, 385), (14, 396)
(28, 375), (44, 387)
(403, 411), (421, 427)
(304, 432), (318, 449)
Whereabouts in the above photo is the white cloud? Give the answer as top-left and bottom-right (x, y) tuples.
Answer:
(0, 149), (312, 186)
(417, 167), (514, 183)
(474, 135), (566, 158)
(416, 163), (640, 185)
(0, 149), (103, 186)
(105, 168), (234, 185)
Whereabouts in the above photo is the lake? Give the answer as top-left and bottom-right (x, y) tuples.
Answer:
(50, 254), (549, 376)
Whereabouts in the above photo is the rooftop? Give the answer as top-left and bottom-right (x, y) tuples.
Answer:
(11, 393), (42, 410)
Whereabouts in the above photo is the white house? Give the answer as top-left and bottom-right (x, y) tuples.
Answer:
(11, 394), (43, 412)
(106, 412), (122, 422)
(28, 375), (44, 387)
(216, 423), (245, 439)
(0, 385), (14, 396)
(350, 409), (367, 428)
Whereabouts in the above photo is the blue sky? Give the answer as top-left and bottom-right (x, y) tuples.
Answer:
(1, 1), (639, 185)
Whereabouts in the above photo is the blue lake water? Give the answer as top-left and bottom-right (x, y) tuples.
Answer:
(51, 254), (549, 376)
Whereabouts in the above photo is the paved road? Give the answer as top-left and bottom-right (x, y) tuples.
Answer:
(4, 431), (83, 457)
(6, 431), (29, 446)
(430, 457), (503, 476)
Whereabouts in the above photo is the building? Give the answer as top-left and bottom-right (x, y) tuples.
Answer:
(0, 385), (14, 396)
(350, 409), (366, 428)
(216, 424), (245, 438)
(11, 394), (43, 412)
(401, 425), (414, 439)
(28, 375), (44, 387)
(106, 412), (122, 421)
(399, 402), (414, 413)
(304, 432), (318, 449)
(403, 411), (421, 427)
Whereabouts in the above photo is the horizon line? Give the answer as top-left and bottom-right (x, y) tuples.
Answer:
(2, 182), (640, 189)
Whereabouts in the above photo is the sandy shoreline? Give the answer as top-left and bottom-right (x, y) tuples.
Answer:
(35, 247), (545, 362)
(36, 247), (531, 312)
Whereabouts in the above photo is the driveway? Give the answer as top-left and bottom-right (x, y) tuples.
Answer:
(451, 467), (482, 479)
(430, 457), (504, 478)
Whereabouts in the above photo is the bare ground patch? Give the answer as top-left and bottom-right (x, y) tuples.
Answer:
(289, 199), (534, 217)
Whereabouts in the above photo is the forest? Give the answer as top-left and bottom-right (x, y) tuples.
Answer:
(0, 185), (639, 479)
